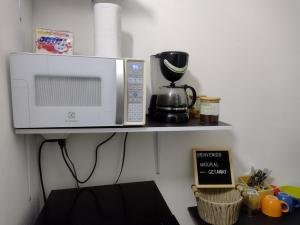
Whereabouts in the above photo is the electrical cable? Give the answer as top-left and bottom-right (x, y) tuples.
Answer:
(39, 133), (117, 203)
(58, 140), (79, 189)
(59, 144), (79, 187)
(60, 133), (116, 184)
(63, 147), (79, 188)
(38, 139), (61, 203)
(115, 132), (128, 184)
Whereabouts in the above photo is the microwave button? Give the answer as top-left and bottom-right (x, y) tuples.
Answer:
(128, 113), (142, 122)
(128, 104), (134, 111)
(128, 104), (142, 114)
(137, 108), (142, 113)
(128, 78), (133, 83)
(128, 84), (135, 90)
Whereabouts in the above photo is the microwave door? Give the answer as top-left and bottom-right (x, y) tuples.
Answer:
(26, 55), (122, 128)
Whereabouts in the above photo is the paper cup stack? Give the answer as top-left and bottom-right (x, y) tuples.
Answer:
(94, 3), (121, 58)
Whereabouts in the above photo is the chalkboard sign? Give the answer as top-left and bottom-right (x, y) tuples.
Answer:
(193, 148), (235, 188)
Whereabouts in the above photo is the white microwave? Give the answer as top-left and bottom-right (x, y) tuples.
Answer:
(9, 53), (146, 128)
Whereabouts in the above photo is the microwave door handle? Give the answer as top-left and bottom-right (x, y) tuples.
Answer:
(116, 59), (124, 125)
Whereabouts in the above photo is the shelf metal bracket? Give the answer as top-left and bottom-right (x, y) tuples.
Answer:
(25, 135), (32, 202)
(153, 132), (160, 174)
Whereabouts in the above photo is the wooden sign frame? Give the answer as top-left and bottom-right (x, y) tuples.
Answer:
(193, 148), (235, 188)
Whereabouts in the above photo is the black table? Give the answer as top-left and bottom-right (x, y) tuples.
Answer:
(34, 181), (180, 225)
(188, 206), (300, 225)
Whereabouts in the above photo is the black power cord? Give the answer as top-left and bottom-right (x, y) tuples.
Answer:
(115, 132), (128, 184)
(39, 132), (124, 204)
(38, 139), (62, 203)
(58, 140), (79, 188)
(64, 147), (80, 188)
(60, 133), (116, 184)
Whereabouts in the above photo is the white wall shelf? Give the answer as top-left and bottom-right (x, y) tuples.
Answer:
(16, 116), (232, 135)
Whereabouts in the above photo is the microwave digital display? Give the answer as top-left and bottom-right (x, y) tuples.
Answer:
(131, 63), (142, 72)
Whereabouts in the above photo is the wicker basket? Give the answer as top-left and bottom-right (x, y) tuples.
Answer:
(192, 186), (243, 225)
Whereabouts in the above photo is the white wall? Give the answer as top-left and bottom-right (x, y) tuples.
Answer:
(31, 0), (300, 224)
(0, 0), (41, 225)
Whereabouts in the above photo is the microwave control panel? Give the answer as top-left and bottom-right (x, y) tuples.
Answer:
(126, 60), (144, 123)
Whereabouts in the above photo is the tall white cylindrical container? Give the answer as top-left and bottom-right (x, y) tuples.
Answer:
(94, 3), (121, 58)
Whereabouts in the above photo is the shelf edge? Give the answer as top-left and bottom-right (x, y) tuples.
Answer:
(15, 124), (232, 135)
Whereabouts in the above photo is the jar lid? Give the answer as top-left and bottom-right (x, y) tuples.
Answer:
(196, 95), (207, 99)
(200, 96), (221, 102)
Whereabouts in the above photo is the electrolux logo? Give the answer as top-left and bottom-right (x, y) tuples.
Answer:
(65, 112), (78, 122)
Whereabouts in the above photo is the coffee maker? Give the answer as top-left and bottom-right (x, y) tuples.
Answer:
(149, 51), (197, 123)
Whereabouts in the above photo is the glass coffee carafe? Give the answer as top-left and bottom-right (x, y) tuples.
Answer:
(155, 84), (196, 123)
(156, 85), (196, 110)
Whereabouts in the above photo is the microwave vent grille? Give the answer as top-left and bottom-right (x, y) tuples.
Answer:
(35, 75), (101, 106)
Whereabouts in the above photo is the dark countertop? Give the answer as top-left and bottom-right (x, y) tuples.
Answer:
(34, 181), (180, 225)
(188, 206), (300, 225)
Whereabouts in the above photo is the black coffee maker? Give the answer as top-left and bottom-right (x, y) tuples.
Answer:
(149, 51), (197, 123)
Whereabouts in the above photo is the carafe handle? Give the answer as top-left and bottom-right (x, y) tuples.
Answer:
(184, 85), (197, 108)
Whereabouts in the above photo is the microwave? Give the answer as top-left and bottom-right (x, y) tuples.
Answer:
(9, 53), (146, 128)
